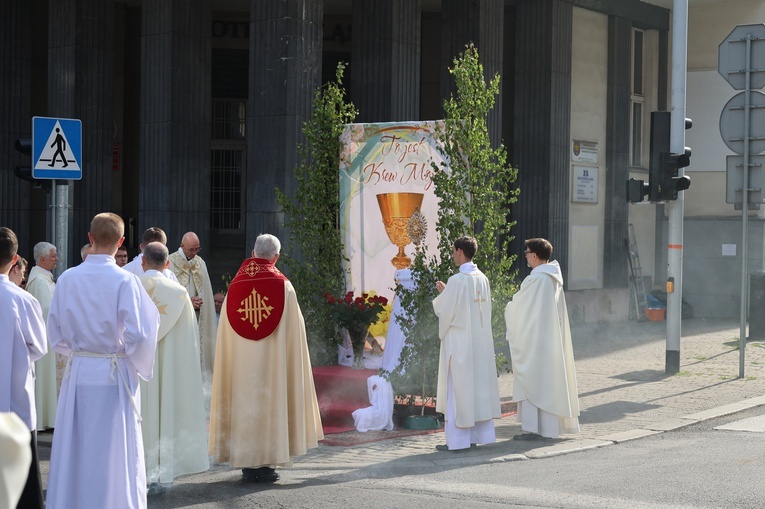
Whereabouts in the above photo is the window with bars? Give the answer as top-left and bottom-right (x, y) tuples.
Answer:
(630, 29), (645, 168)
(210, 98), (246, 230)
(210, 149), (243, 230)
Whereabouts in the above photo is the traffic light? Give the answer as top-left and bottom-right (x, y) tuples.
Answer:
(14, 138), (51, 192)
(647, 112), (692, 202)
(626, 178), (649, 203)
(659, 149), (692, 200)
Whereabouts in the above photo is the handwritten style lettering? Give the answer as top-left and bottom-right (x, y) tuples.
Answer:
(363, 162), (398, 185)
(380, 135), (427, 163)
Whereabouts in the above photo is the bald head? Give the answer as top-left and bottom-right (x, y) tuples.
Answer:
(180, 232), (201, 259)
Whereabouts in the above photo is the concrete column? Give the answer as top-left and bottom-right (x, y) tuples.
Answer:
(0, 0), (32, 249)
(603, 16), (632, 288)
(139, 0), (212, 248)
(48, 0), (115, 262)
(351, 0), (421, 123)
(440, 0), (503, 148)
(511, 0), (572, 277)
(247, 0), (322, 250)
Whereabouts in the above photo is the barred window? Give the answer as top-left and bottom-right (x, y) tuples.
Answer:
(210, 149), (243, 230)
(211, 98), (246, 230)
(212, 99), (246, 140)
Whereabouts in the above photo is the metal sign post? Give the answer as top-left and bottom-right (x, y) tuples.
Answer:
(718, 23), (765, 377)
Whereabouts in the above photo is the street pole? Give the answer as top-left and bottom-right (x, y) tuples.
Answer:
(738, 34), (753, 378)
(55, 182), (69, 277)
(666, 0), (689, 375)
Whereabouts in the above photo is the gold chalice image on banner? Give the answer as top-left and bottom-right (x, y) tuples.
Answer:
(376, 192), (425, 269)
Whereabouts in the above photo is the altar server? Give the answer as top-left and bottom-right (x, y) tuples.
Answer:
(433, 236), (501, 452)
(505, 238), (580, 439)
(46, 213), (160, 509)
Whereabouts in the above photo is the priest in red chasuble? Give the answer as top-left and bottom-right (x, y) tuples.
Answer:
(209, 234), (323, 483)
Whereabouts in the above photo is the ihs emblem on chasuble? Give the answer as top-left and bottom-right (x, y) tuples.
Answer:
(237, 288), (273, 330)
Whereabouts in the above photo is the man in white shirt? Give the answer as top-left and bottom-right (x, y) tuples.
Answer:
(26, 241), (59, 429)
(0, 227), (48, 509)
(432, 236), (501, 452)
(505, 238), (580, 440)
(123, 227), (178, 282)
(46, 213), (160, 509)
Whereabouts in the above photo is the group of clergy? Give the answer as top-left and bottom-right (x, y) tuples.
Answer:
(1, 217), (323, 509)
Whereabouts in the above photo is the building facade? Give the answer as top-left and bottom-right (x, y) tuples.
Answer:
(2, 0), (760, 319)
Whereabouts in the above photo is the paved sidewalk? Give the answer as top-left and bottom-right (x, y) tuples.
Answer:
(295, 318), (765, 469)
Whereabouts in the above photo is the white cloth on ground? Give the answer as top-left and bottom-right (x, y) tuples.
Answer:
(352, 375), (394, 432)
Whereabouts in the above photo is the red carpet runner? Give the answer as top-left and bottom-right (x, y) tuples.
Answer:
(312, 365), (378, 434)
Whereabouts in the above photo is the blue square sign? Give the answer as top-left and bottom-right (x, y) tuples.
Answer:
(32, 117), (83, 180)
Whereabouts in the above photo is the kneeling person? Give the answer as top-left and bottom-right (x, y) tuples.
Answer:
(140, 242), (209, 492)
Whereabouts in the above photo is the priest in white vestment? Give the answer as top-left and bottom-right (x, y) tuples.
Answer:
(433, 236), (501, 452)
(46, 213), (160, 509)
(168, 232), (217, 392)
(26, 241), (59, 430)
(505, 238), (580, 439)
(0, 227), (48, 509)
(138, 242), (209, 491)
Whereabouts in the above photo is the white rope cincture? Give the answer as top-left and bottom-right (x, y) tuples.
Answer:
(70, 351), (142, 422)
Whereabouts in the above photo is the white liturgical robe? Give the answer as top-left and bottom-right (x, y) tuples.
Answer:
(26, 265), (58, 429)
(0, 412), (32, 509)
(46, 254), (160, 509)
(0, 274), (47, 431)
(433, 263), (501, 433)
(505, 260), (580, 438)
(169, 249), (217, 390)
(139, 271), (209, 484)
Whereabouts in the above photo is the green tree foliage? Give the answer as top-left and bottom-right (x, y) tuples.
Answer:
(275, 63), (358, 365)
(431, 43), (520, 339)
(386, 43), (519, 408)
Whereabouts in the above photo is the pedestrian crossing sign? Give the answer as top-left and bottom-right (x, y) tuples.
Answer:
(32, 116), (82, 180)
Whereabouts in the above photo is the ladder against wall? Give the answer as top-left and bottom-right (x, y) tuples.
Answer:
(626, 224), (648, 320)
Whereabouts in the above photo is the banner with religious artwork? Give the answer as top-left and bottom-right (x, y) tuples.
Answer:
(339, 121), (445, 302)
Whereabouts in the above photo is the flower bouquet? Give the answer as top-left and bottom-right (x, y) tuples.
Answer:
(324, 291), (389, 368)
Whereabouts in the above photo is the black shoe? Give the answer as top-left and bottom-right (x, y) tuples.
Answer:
(513, 433), (549, 441)
(242, 467), (279, 483)
(435, 443), (471, 452)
